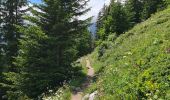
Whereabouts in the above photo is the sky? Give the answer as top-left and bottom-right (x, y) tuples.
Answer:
(30, 0), (41, 4)
(30, 0), (111, 34)
(30, 0), (111, 22)
(79, 0), (110, 22)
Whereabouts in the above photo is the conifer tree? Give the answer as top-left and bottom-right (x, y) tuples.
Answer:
(96, 1), (128, 41)
(125, 0), (142, 28)
(1, 26), (47, 99)
(0, 0), (28, 98)
(29, 0), (91, 66)
(1, 0), (91, 99)
(0, 1), (3, 64)
(108, 1), (128, 35)
(77, 29), (92, 56)
(141, 0), (166, 20)
(1, 0), (27, 66)
(96, 5), (108, 30)
(0, 0), (5, 66)
(96, 5), (109, 41)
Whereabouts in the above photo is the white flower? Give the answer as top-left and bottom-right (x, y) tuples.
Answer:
(127, 52), (132, 55)
(153, 95), (158, 99)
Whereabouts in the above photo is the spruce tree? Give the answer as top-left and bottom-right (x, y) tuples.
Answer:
(29, 0), (91, 66)
(96, 4), (108, 30)
(141, 0), (166, 20)
(125, 0), (142, 28)
(77, 29), (92, 56)
(1, 0), (27, 66)
(0, 0), (28, 99)
(0, 0), (5, 66)
(96, 1), (129, 41)
(108, 1), (129, 35)
(1, 26), (47, 99)
(2, 0), (91, 99)
(0, 0), (3, 65)
(96, 5), (109, 41)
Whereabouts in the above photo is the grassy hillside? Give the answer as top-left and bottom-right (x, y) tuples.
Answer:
(87, 7), (170, 99)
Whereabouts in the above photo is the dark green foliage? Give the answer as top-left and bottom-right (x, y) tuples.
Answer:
(98, 42), (108, 59)
(1, 0), (28, 66)
(77, 29), (92, 57)
(88, 8), (170, 99)
(0, 0), (91, 99)
(108, 2), (129, 35)
(124, 0), (142, 28)
(96, 1), (129, 41)
(0, 49), (5, 100)
(1, 26), (48, 99)
(96, 5), (109, 41)
(96, 5), (109, 31)
(0, 1), (4, 67)
(14, 26), (49, 98)
(141, 0), (166, 20)
(96, 0), (168, 43)
(0, 0), (27, 99)
(166, 0), (170, 4)
(29, 0), (91, 66)
(97, 34), (116, 59)
(0, 0), (169, 99)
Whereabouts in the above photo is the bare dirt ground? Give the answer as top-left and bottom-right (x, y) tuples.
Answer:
(71, 58), (94, 100)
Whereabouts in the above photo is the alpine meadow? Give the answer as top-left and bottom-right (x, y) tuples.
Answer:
(0, 0), (170, 100)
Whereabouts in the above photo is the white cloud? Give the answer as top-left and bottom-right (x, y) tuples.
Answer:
(105, 0), (111, 5)
(25, 0), (111, 23)
(79, 0), (111, 23)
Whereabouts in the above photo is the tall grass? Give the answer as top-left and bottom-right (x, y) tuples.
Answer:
(87, 7), (170, 100)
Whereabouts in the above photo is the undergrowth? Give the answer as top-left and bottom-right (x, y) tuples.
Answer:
(42, 57), (88, 100)
(86, 7), (170, 100)
(42, 7), (170, 100)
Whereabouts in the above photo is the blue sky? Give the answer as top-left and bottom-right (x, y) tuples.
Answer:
(30, 0), (41, 3)
(29, 0), (111, 22)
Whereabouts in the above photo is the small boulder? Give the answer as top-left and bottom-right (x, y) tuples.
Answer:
(89, 91), (98, 100)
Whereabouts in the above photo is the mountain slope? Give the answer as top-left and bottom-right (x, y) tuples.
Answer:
(87, 7), (170, 99)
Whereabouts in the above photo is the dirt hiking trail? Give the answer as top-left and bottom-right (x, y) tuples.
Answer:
(71, 58), (94, 100)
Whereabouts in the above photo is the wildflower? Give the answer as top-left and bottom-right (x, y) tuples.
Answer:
(123, 56), (127, 58)
(49, 90), (53, 93)
(146, 93), (151, 96)
(127, 52), (132, 55)
(153, 95), (158, 99)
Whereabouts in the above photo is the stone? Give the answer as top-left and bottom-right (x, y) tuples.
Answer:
(89, 91), (98, 100)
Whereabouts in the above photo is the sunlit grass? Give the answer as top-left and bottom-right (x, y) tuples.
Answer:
(86, 7), (170, 100)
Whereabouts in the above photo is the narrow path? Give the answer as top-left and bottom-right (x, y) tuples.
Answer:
(71, 58), (94, 100)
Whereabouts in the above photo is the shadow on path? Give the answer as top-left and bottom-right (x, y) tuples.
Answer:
(71, 58), (94, 100)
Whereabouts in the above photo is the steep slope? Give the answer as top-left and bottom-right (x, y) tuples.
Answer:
(87, 7), (170, 99)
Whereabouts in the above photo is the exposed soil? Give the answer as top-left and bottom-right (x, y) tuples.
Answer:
(71, 58), (94, 100)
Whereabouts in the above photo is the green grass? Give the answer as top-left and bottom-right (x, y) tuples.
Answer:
(69, 57), (88, 88)
(86, 7), (170, 100)
(42, 57), (88, 100)
(42, 85), (71, 100)
(43, 7), (170, 100)
(80, 57), (88, 74)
